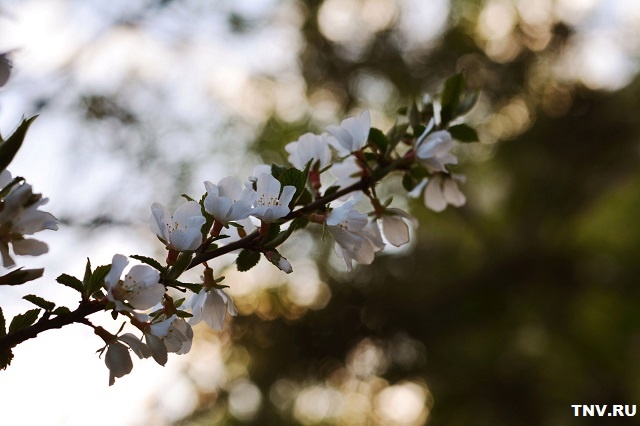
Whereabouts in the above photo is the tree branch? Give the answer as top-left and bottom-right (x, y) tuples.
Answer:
(0, 300), (106, 351)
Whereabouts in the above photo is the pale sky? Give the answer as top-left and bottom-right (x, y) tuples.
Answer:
(1, 0), (639, 424)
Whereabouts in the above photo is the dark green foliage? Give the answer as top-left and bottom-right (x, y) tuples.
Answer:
(56, 274), (84, 294)
(0, 116), (37, 172)
(9, 309), (40, 334)
(440, 73), (466, 126)
(236, 249), (260, 272)
(448, 123), (479, 142)
(368, 128), (389, 154)
(23, 295), (55, 312)
(0, 268), (44, 286)
(130, 255), (165, 273)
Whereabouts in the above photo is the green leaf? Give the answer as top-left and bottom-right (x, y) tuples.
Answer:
(200, 197), (215, 237)
(0, 347), (13, 370)
(175, 310), (193, 319)
(9, 309), (41, 333)
(455, 90), (479, 117)
(56, 274), (84, 293)
(0, 116), (37, 172)
(440, 73), (466, 126)
(87, 264), (111, 298)
(166, 252), (193, 281)
(408, 98), (420, 129)
(402, 173), (418, 192)
(181, 193), (195, 202)
(0, 307), (12, 369)
(52, 306), (71, 316)
(276, 167), (307, 208)
(0, 268), (44, 285)
(82, 258), (92, 289)
(130, 255), (165, 273)
(270, 164), (287, 180)
(448, 124), (479, 143)
(237, 249), (261, 272)
(0, 306), (5, 336)
(0, 176), (23, 199)
(368, 128), (389, 154)
(23, 295), (55, 311)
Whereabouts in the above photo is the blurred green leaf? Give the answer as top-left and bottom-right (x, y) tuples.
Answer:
(0, 116), (37, 172)
(455, 90), (479, 117)
(369, 128), (389, 154)
(440, 73), (466, 126)
(448, 124), (479, 143)
(0, 268), (44, 286)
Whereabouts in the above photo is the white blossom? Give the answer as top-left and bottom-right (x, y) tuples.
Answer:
(149, 315), (193, 355)
(150, 201), (206, 251)
(117, 333), (152, 359)
(329, 155), (361, 192)
(327, 110), (371, 153)
(415, 126), (457, 173)
(187, 287), (238, 331)
(424, 174), (466, 212)
(251, 173), (296, 222)
(285, 132), (333, 170)
(104, 254), (165, 312)
(204, 177), (256, 225)
(105, 341), (133, 386)
(0, 171), (58, 268)
(326, 200), (385, 271)
(380, 208), (418, 247)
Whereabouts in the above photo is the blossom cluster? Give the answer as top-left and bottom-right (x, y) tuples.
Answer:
(0, 73), (478, 385)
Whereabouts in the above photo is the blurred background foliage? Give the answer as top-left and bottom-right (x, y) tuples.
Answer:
(3, 0), (640, 425)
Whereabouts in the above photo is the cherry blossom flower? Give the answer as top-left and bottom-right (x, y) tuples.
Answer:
(187, 287), (238, 330)
(326, 200), (385, 271)
(204, 177), (256, 225)
(148, 315), (193, 355)
(104, 341), (133, 386)
(0, 171), (58, 267)
(285, 132), (333, 170)
(327, 110), (371, 153)
(251, 173), (296, 222)
(329, 155), (361, 191)
(424, 174), (466, 212)
(150, 201), (206, 251)
(415, 124), (457, 172)
(104, 254), (165, 312)
(379, 208), (418, 247)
